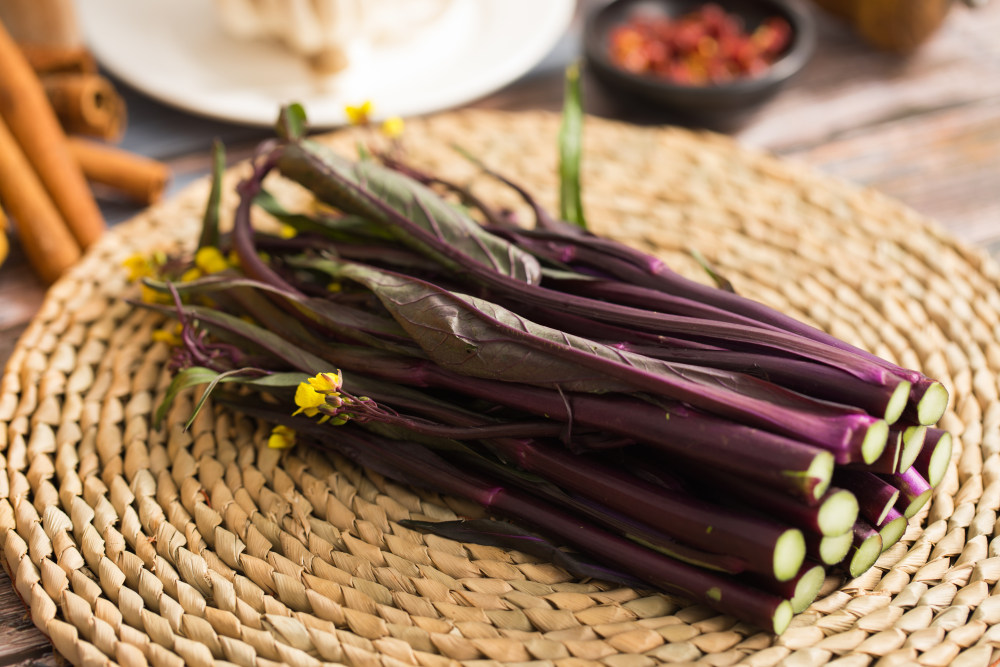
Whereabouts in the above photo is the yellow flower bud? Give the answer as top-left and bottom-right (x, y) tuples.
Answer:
(308, 372), (342, 394)
(195, 246), (230, 274)
(268, 425), (296, 449)
(344, 100), (374, 126)
(381, 116), (404, 139)
(292, 382), (327, 417)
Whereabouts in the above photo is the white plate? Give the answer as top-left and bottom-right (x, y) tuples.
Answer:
(79, 0), (575, 127)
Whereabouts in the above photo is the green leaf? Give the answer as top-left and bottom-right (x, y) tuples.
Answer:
(254, 188), (390, 241)
(183, 368), (256, 430)
(690, 249), (736, 293)
(184, 305), (332, 373)
(329, 261), (651, 394)
(156, 367), (219, 428)
(198, 139), (225, 250)
(276, 103), (308, 141)
(559, 62), (587, 229)
(276, 139), (542, 284)
(155, 365), (307, 430)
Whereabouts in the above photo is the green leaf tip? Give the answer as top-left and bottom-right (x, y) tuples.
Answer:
(690, 249), (736, 293)
(198, 139), (226, 250)
(277, 103), (309, 141)
(559, 61), (587, 229)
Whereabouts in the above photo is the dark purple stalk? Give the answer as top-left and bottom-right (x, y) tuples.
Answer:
(914, 428), (952, 487)
(622, 457), (856, 536)
(743, 562), (826, 614)
(275, 141), (917, 396)
(834, 471), (900, 526)
(484, 437), (805, 581)
(172, 301), (835, 503)
(317, 346), (836, 502)
(615, 347), (911, 424)
(309, 424), (795, 634)
(489, 225), (933, 392)
(335, 261), (888, 463)
(232, 152), (304, 298)
(688, 468), (858, 537)
(442, 449), (749, 575)
(326, 374), (805, 581)
(541, 274), (788, 331)
(257, 232), (445, 274)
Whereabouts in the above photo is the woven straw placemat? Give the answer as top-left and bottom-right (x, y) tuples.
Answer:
(2, 110), (999, 667)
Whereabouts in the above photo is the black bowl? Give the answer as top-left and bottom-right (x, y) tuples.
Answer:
(583, 0), (816, 120)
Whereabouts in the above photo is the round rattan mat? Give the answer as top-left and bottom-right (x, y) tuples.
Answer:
(3, 110), (1000, 667)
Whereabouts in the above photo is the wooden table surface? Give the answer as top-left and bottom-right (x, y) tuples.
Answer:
(1, 1), (999, 663)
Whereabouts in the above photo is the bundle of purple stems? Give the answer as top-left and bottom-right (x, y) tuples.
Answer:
(143, 106), (951, 635)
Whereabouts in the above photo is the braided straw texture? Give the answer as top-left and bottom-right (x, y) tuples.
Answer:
(2, 110), (999, 667)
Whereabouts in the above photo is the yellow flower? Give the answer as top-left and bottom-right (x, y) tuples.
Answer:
(123, 251), (168, 282)
(381, 116), (404, 139)
(308, 372), (342, 394)
(268, 425), (296, 449)
(278, 224), (298, 239)
(152, 323), (183, 346)
(344, 100), (374, 126)
(124, 253), (151, 282)
(180, 267), (202, 283)
(293, 382), (327, 417)
(195, 246), (230, 274)
(140, 284), (171, 305)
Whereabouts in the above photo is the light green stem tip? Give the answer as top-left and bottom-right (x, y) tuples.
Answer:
(861, 419), (889, 465)
(819, 531), (853, 565)
(850, 533), (883, 578)
(884, 380), (912, 425)
(818, 490), (859, 537)
(774, 529), (806, 582)
(927, 432), (953, 487)
(917, 382), (949, 425)
(773, 600), (794, 635)
(791, 565), (826, 614)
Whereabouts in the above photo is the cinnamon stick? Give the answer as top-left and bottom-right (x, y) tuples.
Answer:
(0, 19), (105, 249)
(0, 202), (9, 268)
(43, 73), (127, 142)
(0, 0), (82, 49)
(68, 138), (171, 206)
(19, 44), (96, 75)
(0, 115), (81, 284)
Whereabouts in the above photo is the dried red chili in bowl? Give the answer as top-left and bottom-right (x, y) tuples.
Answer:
(584, 0), (815, 121)
(608, 4), (793, 85)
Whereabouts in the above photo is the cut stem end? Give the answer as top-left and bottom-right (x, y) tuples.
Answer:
(850, 533), (883, 577)
(861, 419), (889, 465)
(774, 529), (806, 582)
(819, 531), (853, 565)
(917, 381), (949, 425)
(790, 564), (826, 614)
(817, 489), (859, 537)
(884, 380), (912, 425)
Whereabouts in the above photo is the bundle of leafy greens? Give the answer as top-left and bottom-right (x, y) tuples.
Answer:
(137, 100), (949, 635)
